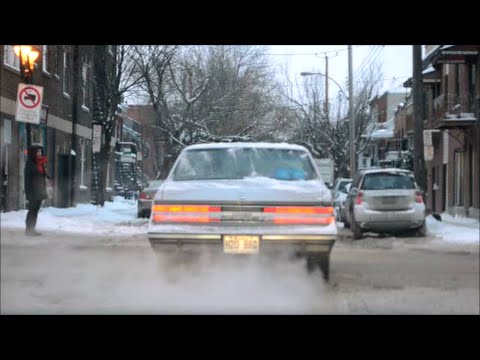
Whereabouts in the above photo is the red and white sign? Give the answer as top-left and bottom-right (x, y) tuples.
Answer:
(15, 83), (44, 124)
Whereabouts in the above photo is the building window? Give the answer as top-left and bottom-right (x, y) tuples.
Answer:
(455, 64), (460, 99)
(80, 143), (86, 188)
(469, 63), (476, 111)
(53, 45), (62, 77)
(470, 146), (474, 207)
(454, 151), (464, 206)
(81, 55), (91, 110)
(42, 45), (50, 74)
(63, 46), (71, 96)
(3, 45), (20, 70)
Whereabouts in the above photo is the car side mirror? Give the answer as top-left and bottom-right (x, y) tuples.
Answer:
(349, 187), (358, 196)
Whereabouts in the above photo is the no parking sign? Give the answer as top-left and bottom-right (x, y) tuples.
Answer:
(15, 83), (44, 124)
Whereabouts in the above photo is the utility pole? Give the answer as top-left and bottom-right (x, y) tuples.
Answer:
(412, 45), (427, 199)
(348, 45), (355, 177)
(324, 55), (329, 119)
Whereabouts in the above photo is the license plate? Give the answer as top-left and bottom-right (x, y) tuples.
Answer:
(382, 197), (397, 204)
(223, 235), (260, 254)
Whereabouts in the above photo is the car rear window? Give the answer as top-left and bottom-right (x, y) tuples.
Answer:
(361, 172), (415, 190)
(173, 147), (318, 181)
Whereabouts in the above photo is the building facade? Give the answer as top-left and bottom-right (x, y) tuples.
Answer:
(402, 45), (479, 219)
(1, 45), (118, 211)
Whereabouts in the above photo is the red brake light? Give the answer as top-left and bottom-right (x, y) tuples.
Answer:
(415, 191), (423, 203)
(152, 205), (221, 213)
(153, 215), (219, 223)
(151, 204), (221, 223)
(355, 192), (363, 205)
(273, 216), (335, 225)
(263, 206), (334, 214)
(139, 192), (150, 200)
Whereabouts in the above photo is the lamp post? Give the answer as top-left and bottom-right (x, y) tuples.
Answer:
(13, 45), (40, 149)
(300, 71), (349, 101)
(301, 69), (356, 177)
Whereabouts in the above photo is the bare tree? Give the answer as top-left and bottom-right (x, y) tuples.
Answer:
(281, 64), (382, 178)
(91, 45), (143, 206)
(134, 45), (287, 178)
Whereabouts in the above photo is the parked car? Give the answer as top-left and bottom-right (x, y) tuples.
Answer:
(331, 178), (352, 221)
(344, 168), (426, 239)
(147, 142), (337, 280)
(137, 180), (163, 218)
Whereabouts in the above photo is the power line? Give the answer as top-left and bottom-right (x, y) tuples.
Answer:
(353, 46), (380, 78)
(266, 45), (363, 57)
(277, 75), (412, 87)
(353, 45), (384, 79)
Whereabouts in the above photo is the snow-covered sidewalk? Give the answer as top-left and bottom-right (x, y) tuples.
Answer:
(1, 196), (148, 236)
(2, 197), (478, 246)
(426, 213), (479, 245)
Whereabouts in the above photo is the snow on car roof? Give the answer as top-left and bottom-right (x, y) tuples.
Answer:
(361, 168), (412, 175)
(184, 142), (309, 151)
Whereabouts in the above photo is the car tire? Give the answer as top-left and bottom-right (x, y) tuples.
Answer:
(306, 253), (330, 281)
(138, 209), (150, 218)
(416, 221), (427, 237)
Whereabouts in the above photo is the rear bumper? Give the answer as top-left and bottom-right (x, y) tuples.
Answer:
(353, 205), (425, 230)
(148, 233), (336, 254)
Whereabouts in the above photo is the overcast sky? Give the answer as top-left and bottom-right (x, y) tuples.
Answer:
(267, 45), (413, 98)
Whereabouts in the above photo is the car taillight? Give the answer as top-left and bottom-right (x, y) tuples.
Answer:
(264, 206), (334, 215)
(415, 191), (423, 203)
(152, 205), (221, 213)
(273, 216), (335, 225)
(263, 206), (334, 225)
(139, 192), (150, 200)
(355, 192), (363, 205)
(152, 215), (219, 223)
(151, 204), (221, 223)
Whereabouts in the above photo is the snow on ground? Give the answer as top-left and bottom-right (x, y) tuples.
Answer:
(1, 196), (148, 236)
(426, 213), (479, 244)
(1, 196), (478, 246)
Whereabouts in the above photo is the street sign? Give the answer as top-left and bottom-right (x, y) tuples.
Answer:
(423, 130), (433, 146)
(424, 145), (434, 162)
(92, 124), (102, 153)
(15, 83), (44, 124)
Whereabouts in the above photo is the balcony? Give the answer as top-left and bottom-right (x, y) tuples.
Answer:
(431, 94), (478, 128)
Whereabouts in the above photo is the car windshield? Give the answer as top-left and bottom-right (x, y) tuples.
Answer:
(362, 172), (416, 190)
(173, 147), (318, 181)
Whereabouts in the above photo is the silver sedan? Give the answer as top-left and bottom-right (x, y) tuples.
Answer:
(147, 142), (337, 280)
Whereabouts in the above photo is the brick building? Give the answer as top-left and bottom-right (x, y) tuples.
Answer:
(402, 45), (479, 219)
(1, 45), (96, 210)
(126, 104), (164, 180)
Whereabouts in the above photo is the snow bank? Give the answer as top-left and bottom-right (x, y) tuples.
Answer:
(426, 214), (479, 244)
(1, 197), (148, 236)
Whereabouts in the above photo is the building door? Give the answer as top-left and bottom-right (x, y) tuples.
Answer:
(432, 166), (436, 213)
(454, 151), (464, 206)
(442, 164), (447, 212)
(57, 154), (73, 208)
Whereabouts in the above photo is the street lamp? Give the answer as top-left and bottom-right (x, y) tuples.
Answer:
(14, 45), (40, 149)
(300, 71), (349, 100)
